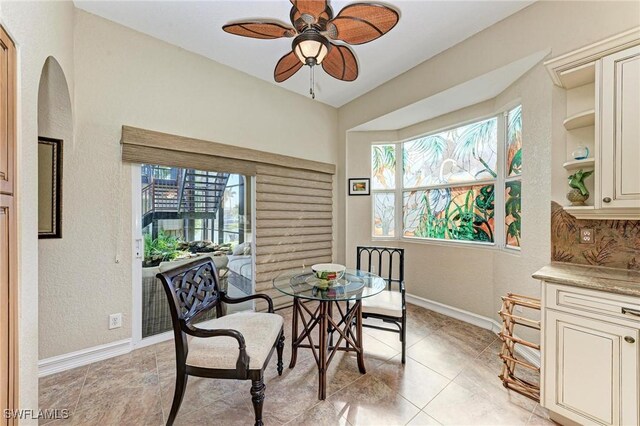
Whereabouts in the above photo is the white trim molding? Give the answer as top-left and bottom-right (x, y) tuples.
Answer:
(38, 339), (132, 377)
(544, 27), (640, 89)
(406, 293), (541, 368)
(38, 296), (542, 377)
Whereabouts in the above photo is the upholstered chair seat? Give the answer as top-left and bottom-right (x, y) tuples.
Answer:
(187, 312), (284, 370)
(361, 289), (403, 318)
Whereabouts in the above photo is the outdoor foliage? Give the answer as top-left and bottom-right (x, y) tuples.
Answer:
(404, 184), (495, 243)
(143, 231), (188, 267)
(371, 144), (396, 190)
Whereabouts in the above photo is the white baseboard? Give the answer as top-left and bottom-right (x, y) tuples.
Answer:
(406, 293), (541, 368)
(38, 339), (132, 377)
(38, 296), (541, 377)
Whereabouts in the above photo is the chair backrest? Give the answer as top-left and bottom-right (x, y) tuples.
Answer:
(156, 257), (224, 348)
(356, 246), (404, 291)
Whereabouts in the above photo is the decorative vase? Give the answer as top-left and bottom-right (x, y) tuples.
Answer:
(567, 188), (589, 206)
(572, 146), (590, 160)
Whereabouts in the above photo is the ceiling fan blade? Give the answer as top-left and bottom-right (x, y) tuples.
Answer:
(322, 43), (358, 82)
(222, 21), (296, 40)
(327, 3), (399, 45)
(274, 51), (304, 83)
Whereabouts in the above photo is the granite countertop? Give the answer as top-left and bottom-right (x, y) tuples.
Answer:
(533, 263), (640, 297)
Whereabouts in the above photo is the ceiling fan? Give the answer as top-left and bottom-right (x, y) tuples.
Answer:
(222, 0), (399, 98)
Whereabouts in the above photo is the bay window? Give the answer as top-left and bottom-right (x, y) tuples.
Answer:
(371, 104), (522, 249)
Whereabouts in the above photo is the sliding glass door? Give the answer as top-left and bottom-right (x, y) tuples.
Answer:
(134, 164), (255, 342)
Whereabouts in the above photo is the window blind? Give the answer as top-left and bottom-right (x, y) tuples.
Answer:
(254, 164), (334, 310)
(121, 126), (335, 310)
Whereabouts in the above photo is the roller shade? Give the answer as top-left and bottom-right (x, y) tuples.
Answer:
(121, 126), (335, 310)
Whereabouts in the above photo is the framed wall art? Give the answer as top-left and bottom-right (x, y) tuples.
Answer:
(38, 136), (63, 238)
(348, 178), (370, 196)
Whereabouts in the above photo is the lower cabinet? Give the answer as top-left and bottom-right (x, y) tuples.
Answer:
(544, 310), (639, 425)
(542, 283), (640, 425)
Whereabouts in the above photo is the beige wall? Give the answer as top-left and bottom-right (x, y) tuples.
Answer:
(3, 0), (639, 407)
(34, 9), (338, 360)
(0, 0), (76, 415)
(339, 1), (640, 327)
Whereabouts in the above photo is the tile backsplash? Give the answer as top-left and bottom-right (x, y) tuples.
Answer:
(551, 201), (640, 270)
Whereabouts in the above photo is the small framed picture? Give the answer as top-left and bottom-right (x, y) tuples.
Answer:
(38, 136), (63, 239)
(348, 178), (370, 196)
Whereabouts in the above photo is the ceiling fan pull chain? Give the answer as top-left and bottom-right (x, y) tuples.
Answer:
(309, 66), (316, 99)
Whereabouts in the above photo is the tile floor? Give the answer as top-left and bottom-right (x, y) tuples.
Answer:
(39, 303), (557, 425)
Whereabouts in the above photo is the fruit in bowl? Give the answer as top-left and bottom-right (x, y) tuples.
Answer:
(311, 264), (346, 281)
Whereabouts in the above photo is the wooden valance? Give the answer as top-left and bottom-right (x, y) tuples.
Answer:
(120, 126), (336, 176)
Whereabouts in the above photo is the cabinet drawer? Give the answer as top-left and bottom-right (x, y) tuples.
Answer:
(547, 283), (640, 324)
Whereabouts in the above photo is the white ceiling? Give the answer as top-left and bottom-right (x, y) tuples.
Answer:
(74, 0), (534, 108)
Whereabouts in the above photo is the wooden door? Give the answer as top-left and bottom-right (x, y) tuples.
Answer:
(545, 310), (639, 425)
(599, 45), (640, 209)
(0, 27), (15, 196)
(0, 25), (16, 425)
(0, 195), (15, 424)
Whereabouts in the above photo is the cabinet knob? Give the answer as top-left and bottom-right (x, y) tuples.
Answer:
(603, 197), (612, 203)
(624, 336), (636, 344)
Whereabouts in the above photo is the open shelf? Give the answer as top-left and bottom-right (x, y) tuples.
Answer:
(563, 109), (595, 130)
(563, 158), (595, 171)
(558, 62), (596, 89)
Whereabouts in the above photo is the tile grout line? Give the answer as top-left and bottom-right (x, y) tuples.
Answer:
(153, 347), (167, 425)
(419, 334), (502, 422)
(71, 365), (90, 418)
(421, 378), (455, 423)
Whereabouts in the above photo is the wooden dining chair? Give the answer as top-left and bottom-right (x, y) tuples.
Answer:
(157, 257), (285, 426)
(356, 246), (406, 363)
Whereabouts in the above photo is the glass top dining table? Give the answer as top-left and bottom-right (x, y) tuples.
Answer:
(273, 268), (386, 400)
(272, 268), (386, 302)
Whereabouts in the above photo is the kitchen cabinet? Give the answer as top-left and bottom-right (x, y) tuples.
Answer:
(545, 29), (640, 219)
(599, 45), (640, 210)
(535, 264), (640, 426)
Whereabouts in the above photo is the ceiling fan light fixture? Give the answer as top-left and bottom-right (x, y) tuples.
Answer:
(292, 31), (330, 66)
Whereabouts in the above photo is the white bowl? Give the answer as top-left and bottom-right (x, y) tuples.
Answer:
(311, 263), (346, 281)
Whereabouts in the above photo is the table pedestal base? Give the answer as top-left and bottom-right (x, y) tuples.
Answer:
(289, 299), (365, 400)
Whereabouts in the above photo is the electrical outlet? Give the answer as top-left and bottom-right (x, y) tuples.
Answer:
(580, 228), (594, 244)
(109, 313), (122, 330)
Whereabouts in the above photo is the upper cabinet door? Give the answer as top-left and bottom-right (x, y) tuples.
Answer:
(0, 27), (15, 196)
(599, 45), (640, 209)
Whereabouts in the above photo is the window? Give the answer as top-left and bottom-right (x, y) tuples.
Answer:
(505, 105), (522, 248)
(371, 104), (522, 249)
(371, 144), (396, 238)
